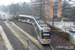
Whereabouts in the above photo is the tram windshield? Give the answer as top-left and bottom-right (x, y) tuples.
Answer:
(42, 32), (51, 39)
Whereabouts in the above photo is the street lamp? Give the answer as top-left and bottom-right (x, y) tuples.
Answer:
(52, 1), (58, 33)
(15, 15), (16, 24)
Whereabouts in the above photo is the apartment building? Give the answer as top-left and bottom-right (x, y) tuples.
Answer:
(32, 0), (62, 18)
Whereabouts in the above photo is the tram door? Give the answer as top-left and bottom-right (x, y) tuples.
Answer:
(20, 17), (22, 21)
(27, 18), (30, 22)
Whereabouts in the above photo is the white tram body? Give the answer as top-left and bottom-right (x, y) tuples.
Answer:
(18, 15), (51, 44)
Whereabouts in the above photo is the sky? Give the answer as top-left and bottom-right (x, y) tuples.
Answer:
(0, 0), (30, 5)
(0, 0), (75, 6)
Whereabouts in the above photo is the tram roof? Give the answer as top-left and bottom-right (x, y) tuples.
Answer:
(19, 15), (41, 19)
(34, 17), (40, 19)
(19, 15), (34, 18)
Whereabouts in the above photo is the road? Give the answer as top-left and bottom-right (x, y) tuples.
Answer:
(0, 33), (5, 50)
(48, 21), (75, 41)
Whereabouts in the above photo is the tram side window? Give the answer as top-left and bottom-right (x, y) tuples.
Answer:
(19, 17), (21, 19)
(31, 19), (35, 23)
(27, 18), (30, 22)
(20, 17), (22, 21)
(24, 17), (26, 20)
(18, 17), (21, 21)
(22, 17), (25, 20)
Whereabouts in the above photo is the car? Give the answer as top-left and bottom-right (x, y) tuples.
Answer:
(69, 26), (75, 33)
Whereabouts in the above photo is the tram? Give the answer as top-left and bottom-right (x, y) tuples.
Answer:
(18, 15), (51, 44)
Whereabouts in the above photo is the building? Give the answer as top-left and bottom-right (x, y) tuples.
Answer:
(31, 0), (62, 19)
(0, 11), (9, 20)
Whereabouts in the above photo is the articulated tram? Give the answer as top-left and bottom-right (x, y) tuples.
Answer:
(18, 15), (51, 44)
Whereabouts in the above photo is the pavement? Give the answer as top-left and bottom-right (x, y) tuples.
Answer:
(0, 34), (5, 50)
(0, 25), (14, 50)
(0, 21), (27, 50)
(51, 34), (75, 50)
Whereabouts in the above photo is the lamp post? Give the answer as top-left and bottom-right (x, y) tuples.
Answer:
(52, 1), (58, 33)
(15, 15), (16, 24)
(13, 4), (16, 24)
(27, 40), (29, 50)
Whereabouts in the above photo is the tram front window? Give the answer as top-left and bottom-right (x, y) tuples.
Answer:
(42, 32), (50, 39)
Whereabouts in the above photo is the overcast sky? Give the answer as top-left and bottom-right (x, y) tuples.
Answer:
(0, 0), (75, 6)
(0, 0), (30, 5)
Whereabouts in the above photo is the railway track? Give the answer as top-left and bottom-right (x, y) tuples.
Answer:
(0, 21), (26, 50)
(43, 44), (52, 50)
(11, 21), (53, 50)
(6, 22), (40, 50)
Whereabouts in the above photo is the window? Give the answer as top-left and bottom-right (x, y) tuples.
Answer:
(54, 0), (58, 2)
(27, 19), (30, 22)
